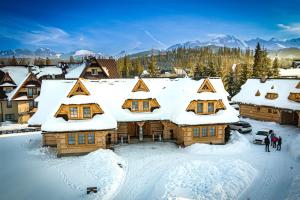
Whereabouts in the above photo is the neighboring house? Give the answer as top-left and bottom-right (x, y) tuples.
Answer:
(232, 78), (300, 127)
(65, 57), (119, 79)
(29, 78), (238, 157)
(31, 65), (64, 80)
(292, 60), (300, 68)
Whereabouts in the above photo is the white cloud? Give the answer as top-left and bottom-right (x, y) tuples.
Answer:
(144, 30), (167, 49)
(277, 23), (300, 34)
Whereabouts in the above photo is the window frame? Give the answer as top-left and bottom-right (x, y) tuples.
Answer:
(202, 127), (208, 137)
(67, 133), (76, 145)
(197, 102), (203, 113)
(209, 127), (216, 137)
(78, 133), (85, 145)
(83, 106), (91, 118)
(69, 107), (78, 119)
(87, 132), (95, 144)
(7, 100), (12, 108)
(143, 100), (149, 111)
(207, 102), (215, 113)
(132, 100), (139, 111)
(193, 127), (200, 138)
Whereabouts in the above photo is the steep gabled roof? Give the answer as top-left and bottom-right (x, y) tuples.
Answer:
(232, 78), (300, 111)
(96, 59), (119, 78)
(0, 72), (17, 86)
(8, 73), (40, 100)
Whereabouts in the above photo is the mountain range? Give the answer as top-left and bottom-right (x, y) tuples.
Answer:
(2, 35), (300, 59)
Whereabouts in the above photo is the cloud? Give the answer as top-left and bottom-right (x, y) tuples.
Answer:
(144, 30), (167, 49)
(207, 33), (227, 38)
(277, 23), (300, 34)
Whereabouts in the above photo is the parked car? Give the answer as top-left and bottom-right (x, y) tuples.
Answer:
(253, 129), (271, 144)
(229, 121), (252, 133)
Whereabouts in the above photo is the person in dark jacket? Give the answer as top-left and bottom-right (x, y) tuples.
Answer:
(264, 136), (270, 152)
(277, 136), (282, 151)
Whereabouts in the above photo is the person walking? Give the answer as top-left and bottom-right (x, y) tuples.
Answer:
(277, 136), (282, 151)
(270, 130), (275, 146)
(272, 135), (278, 148)
(264, 136), (270, 152)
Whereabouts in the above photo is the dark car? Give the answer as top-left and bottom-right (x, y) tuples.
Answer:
(229, 121), (252, 133)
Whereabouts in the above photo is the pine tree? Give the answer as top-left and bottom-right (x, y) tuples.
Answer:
(10, 56), (18, 65)
(238, 64), (249, 90)
(69, 56), (75, 63)
(148, 55), (157, 77)
(193, 63), (203, 79)
(224, 70), (236, 97)
(272, 57), (279, 77)
(252, 43), (262, 77)
(46, 57), (51, 65)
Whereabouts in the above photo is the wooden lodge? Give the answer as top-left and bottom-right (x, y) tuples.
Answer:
(232, 78), (300, 127)
(30, 78), (238, 157)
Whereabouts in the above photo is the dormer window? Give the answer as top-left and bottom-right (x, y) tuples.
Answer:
(132, 100), (139, 111)
(288, 93), (300, 102)
(265, 93), (278, 100)
(208, 102), (214, 113)
(28, 88), (36, 97)
(70, 107), (78, 118)
(83, 106), (91, 118)
(197, 102), (203, 113)
(143, 100), (149, 111)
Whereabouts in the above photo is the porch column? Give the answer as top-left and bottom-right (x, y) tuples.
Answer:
(137, 122), (145, 141)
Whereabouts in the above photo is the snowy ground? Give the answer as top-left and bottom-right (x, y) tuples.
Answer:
(0, 118), (299, 200)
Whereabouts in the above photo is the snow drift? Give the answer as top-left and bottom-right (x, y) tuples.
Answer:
(185, 131), (251, 155)
(163, 160), (257, 199)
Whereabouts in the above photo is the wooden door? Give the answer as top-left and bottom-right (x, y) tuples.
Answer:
(127, 122), (138, 137)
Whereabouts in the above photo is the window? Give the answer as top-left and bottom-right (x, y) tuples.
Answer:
(7, 101), (12, 108)
(268, 109), (272, 113)
(208, 102), (214, 113)
(91, 69), (98, 75)
(197, 102), (203, 113)
(70, 107), (78, 118)
(210, 127), (215, 137)
(27, 88), (36, 97)
(88, 133), (95, 144)
(202, 127), (208, 137)
(132, 100), (139, 111)
(34, 101), (38, 108)
(68, 133), (76, 145)
(143, 100), (149, 111)
(193, 128), (200, 137)
(78, 133), (85, 144)
(83, 107), (91, 118)
(256, 107), (260, 112)
(5, 114), (15, 121)
(29, 101), (34, 110)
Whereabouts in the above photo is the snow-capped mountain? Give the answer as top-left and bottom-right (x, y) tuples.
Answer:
(167, 35), (248, 50)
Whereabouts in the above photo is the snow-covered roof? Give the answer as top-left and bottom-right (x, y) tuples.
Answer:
(0, 66), (28, 86)
(65, 63), (86, 79)
(279, 68), (300, 78)
(31, 66), (63, 78)
(6, 73), (32, 101)
(0, 82), (16, 87)
(30, 78), (238, 132)
(232, 79), (300, 111)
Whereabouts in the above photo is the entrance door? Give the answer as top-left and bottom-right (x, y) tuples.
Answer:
(281, 111), (298, 125)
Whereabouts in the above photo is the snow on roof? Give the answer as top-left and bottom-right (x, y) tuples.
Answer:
(32, 66), (62, 78)
(6, 73), (32, 101)
(279, 68), (300, 78)
(28, 80), (75, 126)
(65, 63), (86, 78)
(30, 78), (238, 131)
(0, 82), (16, 87)
(0, 66), (28, 86)
(232, 79), (300, 111)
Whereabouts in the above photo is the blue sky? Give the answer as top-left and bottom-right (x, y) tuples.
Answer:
(1, 0), (300, 54)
